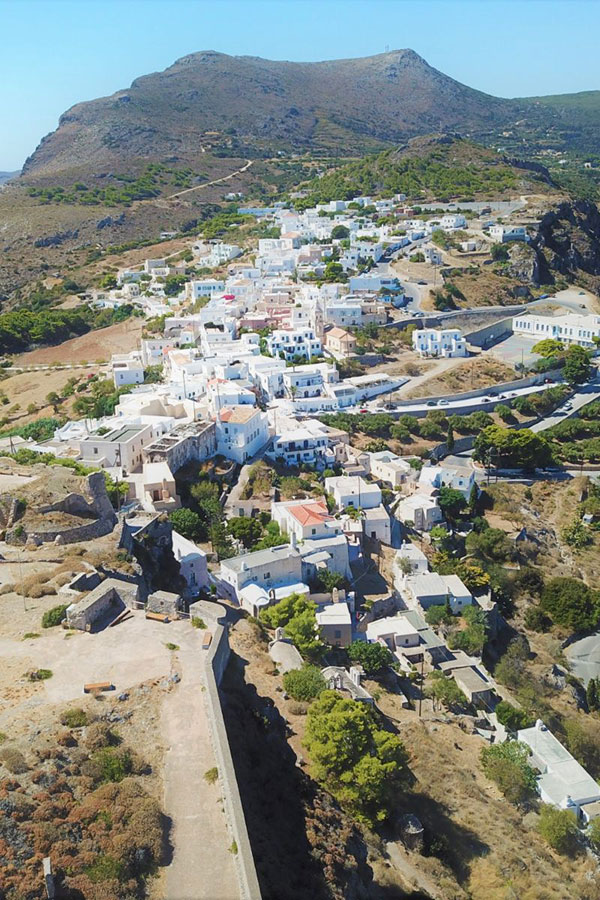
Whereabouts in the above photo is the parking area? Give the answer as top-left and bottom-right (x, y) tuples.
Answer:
(485, 333), (541, 367)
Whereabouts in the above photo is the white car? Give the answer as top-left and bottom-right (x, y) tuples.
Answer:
(438, 399), (449, 406)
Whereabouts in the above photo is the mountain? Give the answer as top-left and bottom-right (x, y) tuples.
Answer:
(22, 49), (521, 180)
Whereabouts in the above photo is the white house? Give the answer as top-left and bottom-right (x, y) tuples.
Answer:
(368, 451), (412, 488)
(517, 720), (600, 822)
(512, 312), (600, 350)
(80, 423), (156, 473)
(396, 493), (443, 531)
(316, 602), (352, 647)
(215, 406), (269, 464)
(418, 463), (476, 499)
(271, 499), (342, 543)
(185, 279), (226, 300)
(172, 531), (208, 594)
(112, 353), (145, 388)
(412, 328), (467, 359)
(363, 505), (392, 544)
(489, 225), (528, 243)
(404, 572), (472, 614)
(219, 543), (304, 604)
(325, 476), (382, 511)
(266, 327), (322, 362)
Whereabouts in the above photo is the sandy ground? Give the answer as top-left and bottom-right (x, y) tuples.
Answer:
(15, 318), (143, 365)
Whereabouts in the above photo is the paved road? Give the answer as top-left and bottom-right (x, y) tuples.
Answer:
(162, 634), (238, 900)
(530, 381), (600, 433)
(565, 633), (600, 686)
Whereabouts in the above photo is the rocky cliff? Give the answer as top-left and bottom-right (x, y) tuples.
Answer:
(531, 199), (600, 288)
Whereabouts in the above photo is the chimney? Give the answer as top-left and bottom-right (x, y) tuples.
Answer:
(290, 531), (297, 550)
(349, 666), (361, 686)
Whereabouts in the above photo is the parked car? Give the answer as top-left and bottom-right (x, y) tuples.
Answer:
(426, 400), (436, 407)
(438, 399), (449, 406)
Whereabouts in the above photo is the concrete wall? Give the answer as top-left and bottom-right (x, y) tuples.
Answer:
(199, 601), (262, 900)
(383, 305), (528, 333)
(463, 316), (516, 349)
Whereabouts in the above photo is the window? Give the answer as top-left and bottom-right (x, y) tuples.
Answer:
(334, 630), (341, 639)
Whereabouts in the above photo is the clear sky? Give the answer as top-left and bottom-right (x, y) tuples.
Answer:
(1, 0), (599, 171)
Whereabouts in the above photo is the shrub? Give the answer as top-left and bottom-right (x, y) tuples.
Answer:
(524, 606), (551, 632)
(204, 767), (218, 784)
(347, 640), (394, 674)
(92, 747), (133, 783)
(538, 804), (579, 854)
(86, 854), (125, 883)
(41, 604), (68, 628)
(480, 741), (537, 804)
(287, 701), (309, 715)
(0, 746), (29, 774)
(191, 616), (207, 629)
(304, 690), (408, 826)
(495, 701), (532, 732)
(540, 576), (600, 631)
(61, 708), (89, 728)
(283, 666), (326, 701)
(28, 668), (53, 681)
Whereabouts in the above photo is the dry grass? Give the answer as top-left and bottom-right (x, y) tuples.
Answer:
(15, 318), (143, 366)
(404, 357), (516, 399)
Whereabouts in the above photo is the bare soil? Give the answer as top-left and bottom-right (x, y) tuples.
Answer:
(15, 318), (143, 366)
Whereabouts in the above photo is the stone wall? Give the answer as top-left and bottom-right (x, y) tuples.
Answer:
(198, 601), (262, 900)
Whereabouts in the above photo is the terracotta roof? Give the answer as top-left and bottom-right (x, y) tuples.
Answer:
(327, 327), (355, 341)
(218, 406), (260, 424)
(288, 500), (332, 527)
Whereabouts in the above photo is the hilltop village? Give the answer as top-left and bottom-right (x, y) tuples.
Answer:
(3, 188), (600, 900)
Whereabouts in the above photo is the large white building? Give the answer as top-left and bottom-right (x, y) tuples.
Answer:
(215, 406), (269, 464)
(513, 313), (600, 350)
(412, 328), (467, 359)
(266, 327), (322, 362)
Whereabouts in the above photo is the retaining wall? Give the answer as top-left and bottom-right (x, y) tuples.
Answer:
(199, 602), (262, 900)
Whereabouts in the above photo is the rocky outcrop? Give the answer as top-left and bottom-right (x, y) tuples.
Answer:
(506, 242), (541, 284)
(531, 199), (600, 286)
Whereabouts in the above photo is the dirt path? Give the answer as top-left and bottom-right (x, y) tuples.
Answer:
(168, 159), (254, 200)
(162, 636), (238, 900)
(385, 841), (444, 899)
(396, 356), (467, 397)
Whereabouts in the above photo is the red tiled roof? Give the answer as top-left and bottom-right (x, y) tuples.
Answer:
(288, 500), (332, 527)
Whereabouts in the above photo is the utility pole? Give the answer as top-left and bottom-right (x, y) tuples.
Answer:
(418, 652), (425, 717)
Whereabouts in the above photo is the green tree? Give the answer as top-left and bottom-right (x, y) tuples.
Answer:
(347, 641), (393, 675)
(169, 507), (202, 540)
(446, 424), (455, 452)
(540, 576), (600, 631)
(494, 701), (532, 732)
(438, 486), (466, 522)
(304, 690), (408, 825)
(315, 570), (347, 593)
(473, 425), (553, 471)
(490, 243), (509, 261)
(587, 678), (600, 712)
(426, 671), (466, 710)
(432, 552), (490, 594)
(227, 516), (264, 549)
(331, 224), (350, 239)
(99, 273), (117, 289)
(465, 527), (511, 562)
(532, 338), (565, 358)
(564, 345), (592, 385)
(480, 741), (537, 805)
(283, 665), (326, 701)
(538, 805), (579, 854)
(561, 518), (592, 549)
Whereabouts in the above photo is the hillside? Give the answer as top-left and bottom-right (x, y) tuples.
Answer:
(22, 49), (517, 182)
(298, 134), (555, 203)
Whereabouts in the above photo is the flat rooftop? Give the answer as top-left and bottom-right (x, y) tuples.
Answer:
(83, 425), (146, 443)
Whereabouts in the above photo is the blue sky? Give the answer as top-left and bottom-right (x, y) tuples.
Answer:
(1, 0), (599, 170)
